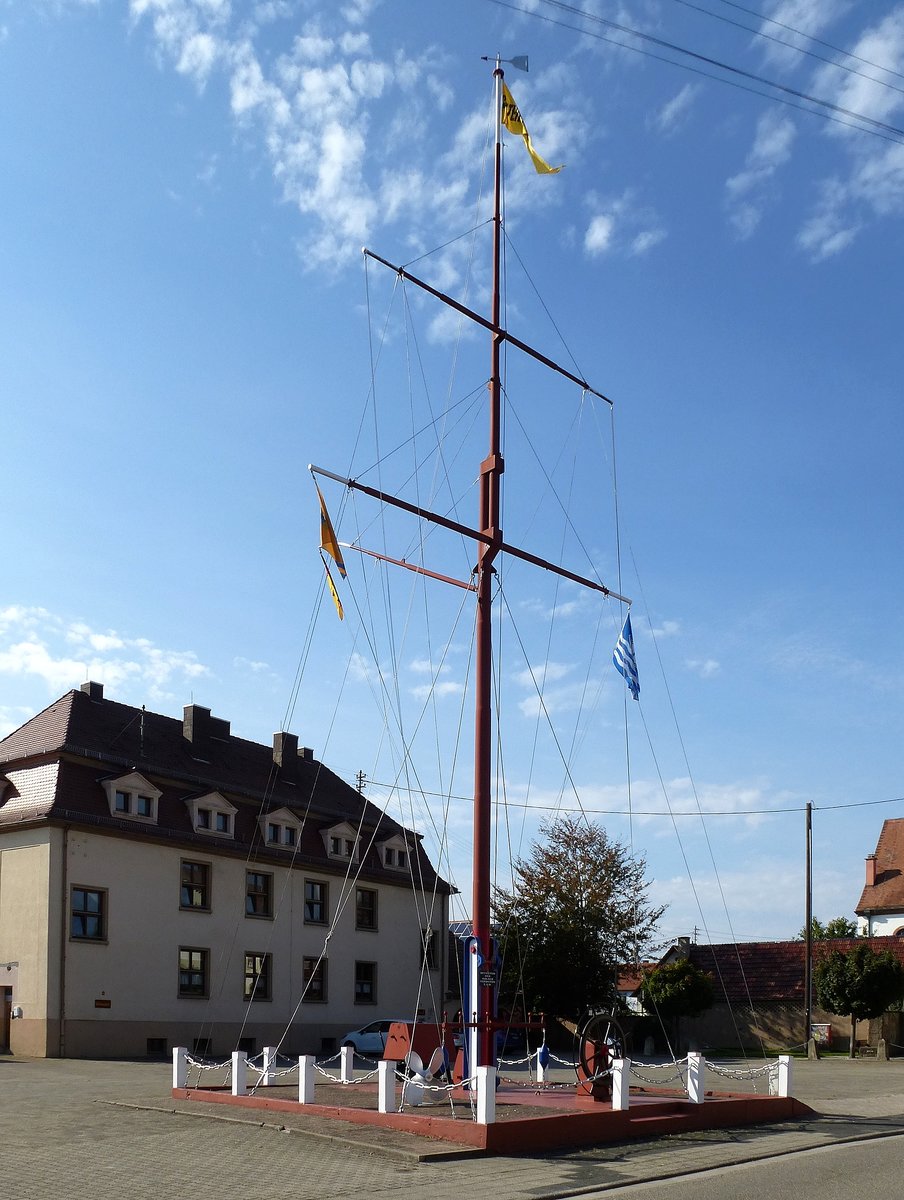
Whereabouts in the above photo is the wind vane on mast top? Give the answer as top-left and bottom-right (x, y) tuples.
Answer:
(481, 54), (529, 72)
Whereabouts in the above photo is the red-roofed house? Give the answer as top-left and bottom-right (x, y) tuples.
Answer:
(0, 683), (452, 1058)
(856, 819), (904, 937)
(648, 936), (904, 1053)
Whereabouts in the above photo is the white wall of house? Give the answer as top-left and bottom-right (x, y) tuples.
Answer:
(0, 827), (58, 1055)
(5, 825), (447, 1057)
(857, 912), (904, 937)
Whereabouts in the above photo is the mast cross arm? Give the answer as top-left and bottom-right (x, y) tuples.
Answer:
(363, 250), (613, 407)
(308, 465), (630, 605)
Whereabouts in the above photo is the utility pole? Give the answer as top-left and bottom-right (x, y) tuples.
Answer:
(805, 801), (813, 1047)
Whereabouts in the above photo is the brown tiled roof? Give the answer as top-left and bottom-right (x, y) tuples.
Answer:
(682, 938), (904, 1003)
(856, 819), (904, 915)
(617, 964), (657, 992)
(0, 686), (451, 892)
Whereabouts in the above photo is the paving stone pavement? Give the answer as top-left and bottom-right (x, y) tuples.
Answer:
(3, 1056), (904, 1200)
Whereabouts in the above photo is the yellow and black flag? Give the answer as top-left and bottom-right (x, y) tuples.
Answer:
(316, 483), (347, 579)
(501, 82), (563, 175)
(321, 557), (344, 621)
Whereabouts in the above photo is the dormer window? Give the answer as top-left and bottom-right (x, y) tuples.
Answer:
(259, 808), (302, 849)
(380, 835), (410, 871)
(102, 772), (161, 825)
(322, 822), (359, 862)
(186, 792), (237, 839)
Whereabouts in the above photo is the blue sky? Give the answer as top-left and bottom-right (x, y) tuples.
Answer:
(2, 0), (903, 946)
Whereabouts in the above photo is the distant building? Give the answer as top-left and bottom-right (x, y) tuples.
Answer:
(645, 936), (904, 1053)
(856, 819), (904, 937)
(0, 682), (451, 1058)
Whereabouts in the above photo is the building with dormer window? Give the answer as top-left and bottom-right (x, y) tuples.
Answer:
(0, 682), (452, 1058)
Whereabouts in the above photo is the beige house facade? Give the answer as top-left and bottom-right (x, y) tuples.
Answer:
(0, 683), (452, 1058)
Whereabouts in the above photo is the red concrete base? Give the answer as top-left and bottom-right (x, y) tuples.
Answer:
(173, 1082), (813, 1154)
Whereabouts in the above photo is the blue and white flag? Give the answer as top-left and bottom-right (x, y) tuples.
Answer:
(613, 612), (640, 700)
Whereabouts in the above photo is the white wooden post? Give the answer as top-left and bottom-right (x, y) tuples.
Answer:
(686, 1052), (704, 1104)
(536, 1048), (547, 1084)
(475, 1065), (496, 1125)
(340, 1043), (354, 1083)
(776, 1054), (792, 1097)
(378, 1059), (396, 1113)
(611, 1057), (630, 1111)
(172, 1047), (188, 1089)
(260, 1045), (275, 1086)
(298, 1055), (315, 1104)
(231, 1050), (248, 1097)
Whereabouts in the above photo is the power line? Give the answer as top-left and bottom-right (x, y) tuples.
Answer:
(713, 0), (904, 85)
(484, 0), (904, 145)
(664, 0), (904, 100)
(365, 779), (904, 818)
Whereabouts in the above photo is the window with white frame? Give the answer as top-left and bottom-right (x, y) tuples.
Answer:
(322, 822), (359, 862)
(101, 771), (161, 824)
(381, 835), (410, 871)
(259, 807), (302, 849)
(185, 792), (236, 838)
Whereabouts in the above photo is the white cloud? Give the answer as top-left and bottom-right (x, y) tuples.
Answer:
(643, 619), (680, 639)
(513, 661), (573, 688)
(686, 657), (721, 679)
(0, 705), (32, 740)
(631, 228), (666, 255)
(585, 212), (615, 256)
(725, 110), (796, 237)
(794, 10), (904, 257)
(410, 680), (464, 700)
(0, 606), (209, 700)
(651, 84), (700, 134)
(797, 182), (861, 260)
(811, 8), (904, 136)
(756, 0), (848, 65)
(233, 655), (272, 674)
(517, 679), (604, 719)
(584, 190), (666, 260)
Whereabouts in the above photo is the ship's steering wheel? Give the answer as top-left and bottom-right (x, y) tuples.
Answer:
(576, 1011), (624, 1080)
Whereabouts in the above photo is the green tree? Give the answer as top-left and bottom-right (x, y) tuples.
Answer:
(492, 815), (664, 1019)
(641, 958), (714, 1020)
(798, 916), (857, 940)
(814, 944), (904, 1057)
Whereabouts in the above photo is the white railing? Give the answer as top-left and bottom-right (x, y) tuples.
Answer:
(171, 1046), (794, 1123)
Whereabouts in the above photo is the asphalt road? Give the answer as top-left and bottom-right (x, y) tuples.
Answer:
(588, 1137), (904, 1200)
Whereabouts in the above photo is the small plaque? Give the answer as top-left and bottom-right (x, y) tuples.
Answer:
(94, 998), (112, 1009)
(479, 969), (496, 988)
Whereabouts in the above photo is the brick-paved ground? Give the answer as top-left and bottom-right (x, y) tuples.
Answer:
(3, 1056), (904, 1199)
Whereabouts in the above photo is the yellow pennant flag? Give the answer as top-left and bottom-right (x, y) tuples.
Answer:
(316, 483), (347, 578)
(501, 82), (563, 175)
(323, 559), (344, 621)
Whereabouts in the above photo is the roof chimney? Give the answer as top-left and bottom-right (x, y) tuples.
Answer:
(80, 681), (104, 701)
(273, 731), (299, 773)
(866, 854), (878, 887)
(183, 704), (230, 749)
